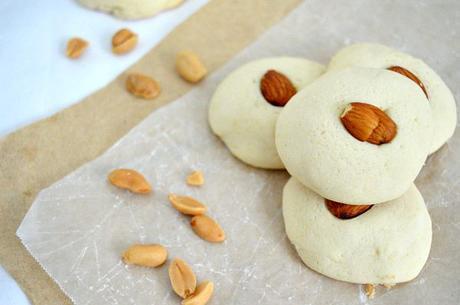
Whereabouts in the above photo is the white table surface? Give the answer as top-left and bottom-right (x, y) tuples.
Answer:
(0, 266), (31, 305)
(0, 0), (208, 303)
(0, 0), (208, 137)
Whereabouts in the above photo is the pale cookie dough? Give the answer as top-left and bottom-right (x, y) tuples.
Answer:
(77, 0), (183, 19)
(328, 43), (457, 154)
(209, 57), (325, 169)
(283, 177), (432, 284)
(276, 67), (433, 204)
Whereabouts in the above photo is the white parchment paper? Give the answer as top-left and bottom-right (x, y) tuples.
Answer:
(17, 1), (460, 304)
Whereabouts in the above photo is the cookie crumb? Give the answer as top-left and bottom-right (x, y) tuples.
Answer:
(383, 283), (395, 290)
(364, 284), (375, 299)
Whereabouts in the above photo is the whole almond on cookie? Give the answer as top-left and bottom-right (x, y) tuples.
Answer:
(387, 66), (428, 98)
(260, 70), (297, 106)
(340, 102), (397, 145)
(325, 199), (372, 219)
(112, 28), (138, 54)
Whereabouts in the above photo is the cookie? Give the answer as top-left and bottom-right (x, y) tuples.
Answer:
(209, 57), (325, 169)
(78, 0), (184, 19)
(328, 43), (456, 153)
(283, 177), (432, 285)
(276, 67), (433, 204)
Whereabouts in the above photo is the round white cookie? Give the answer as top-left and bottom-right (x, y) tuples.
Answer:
(209, 57), (325, 169)
(283, 177), (432, 284)
(78, 0), (183, 19)
(328, 43), (457, 154)
(276, 67), (433, 204)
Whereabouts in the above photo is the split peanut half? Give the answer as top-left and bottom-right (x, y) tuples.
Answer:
(169, 258), (197, 298)
(108, 169), (152, 194)
(190, 215), (225, 243)
(168, 194), (207, 216)
(182, 281), (214, 305)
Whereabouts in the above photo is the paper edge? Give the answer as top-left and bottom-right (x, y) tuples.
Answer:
(16, 230), (78, 305)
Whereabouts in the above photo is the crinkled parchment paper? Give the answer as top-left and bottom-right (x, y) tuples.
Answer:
(17, 1), (460, 304)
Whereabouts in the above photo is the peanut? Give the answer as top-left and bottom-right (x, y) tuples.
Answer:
(190, 215), (225, 243)
(169, 258), (197, 298)
(182, 281), (214, 305)
(112, 28), (138, 54)
(125, 73), (161, 99)
(66, 37), (88, 59)
(168, 194), (207, 216)
(176, 50), (207, 83)
(122, 244), (167, 267)
(108, 169), (152, 194)
(186, 171), (204, 186)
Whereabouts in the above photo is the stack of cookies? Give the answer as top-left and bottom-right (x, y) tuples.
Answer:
(208, 43), (457, 287)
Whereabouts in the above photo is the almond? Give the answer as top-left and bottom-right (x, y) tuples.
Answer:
(66, 37), (88, 59)
(182, 281), (214, 305)
(260, 70), (297, 106)
(340, 102), (397, 145)
(190, 215), (225, 243)
(112, 28), (138, 54)
(108, 169), (152, 194)
(186, 171), (204, 186)
(387, 66), (428, 98)
(168, 194), (207, 216)
(126, 73), (160, 99)
(122, 244), (167, 267)
(176, 50), (207, 83)
(325, 199), (372, 219)
(169, 258), (197, 298)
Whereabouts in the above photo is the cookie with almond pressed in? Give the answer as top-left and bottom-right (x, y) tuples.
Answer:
(283, 177), (432, 285)
(209, 57), (325, 169)
(276, 67), (432, 204)
(328, 43), (456, 154)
